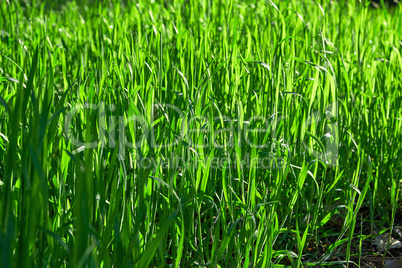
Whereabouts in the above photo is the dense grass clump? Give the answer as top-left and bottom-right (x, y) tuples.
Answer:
(0, 0), (401, 267)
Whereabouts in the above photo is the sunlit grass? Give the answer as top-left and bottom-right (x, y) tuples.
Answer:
(0, 0), (401, 267)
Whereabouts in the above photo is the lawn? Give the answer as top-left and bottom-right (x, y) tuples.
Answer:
(0, 0), (401, 267)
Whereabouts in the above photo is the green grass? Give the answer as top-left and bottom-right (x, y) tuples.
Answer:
(0, 0), (401, 267)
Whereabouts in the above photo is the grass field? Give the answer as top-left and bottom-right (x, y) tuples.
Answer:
(0, 0), (401, 267)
